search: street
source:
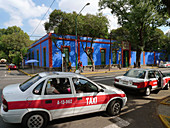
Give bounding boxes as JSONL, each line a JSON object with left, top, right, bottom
{"left": 0, "top": 65, "right": 170, "bottom": 128}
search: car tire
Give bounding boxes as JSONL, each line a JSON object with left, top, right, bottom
{"left": 107, "top": 100, "right": 121, "bottom": 116}
{"left": 164, "top": 82, "right": 169, "bottom": 90}
{"left": 144, "top": 87, "right": 151, "bottom": 96}
{"left": 22, "top": 112, "right": 49, "bottom": 128}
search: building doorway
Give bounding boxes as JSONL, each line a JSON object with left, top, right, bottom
{"left": 123, "top": 50, "right": 129, "bottom": 67}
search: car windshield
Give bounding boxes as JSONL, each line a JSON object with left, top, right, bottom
{"left": 9, "top": 64, "right": 15, "bottom": 66}
{"left": 124, "top": 69, "right": 146, "bottom": 79}
{"left": 19, "top": 74, "right": 42, "bottom": 91}
{"left": 164, "top": 62, "right": 169, "bottom": 64}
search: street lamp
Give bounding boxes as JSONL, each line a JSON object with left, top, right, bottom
{"left": 75, "top": 3, "right": 90, "bottom": 70}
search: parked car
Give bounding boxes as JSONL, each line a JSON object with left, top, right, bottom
{"left": 7, "top": 63, "right": 17, "bottom": 70}
{"left": 159, "top": 61, "right": 170, "bottom": 68}
{"left": 1, "top": 72, "right": 127, "bottom": 128}
{"left": 114, "top": 68, "right": 170, "bottom": 96}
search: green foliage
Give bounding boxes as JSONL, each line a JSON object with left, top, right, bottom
{"left": 0, "top": 26, "right": 31, "bottom": 66}
{"left": 99, "top": 0, "right": 169, "bottom": 64}
{"left": 110, "top": 27, "right": 130, "bottom": 41}
{"left": 144, "top": 28, "right": 166, "bottom": 51}
{"left": 45, "top": 10, "right": 109, "bottom": 71}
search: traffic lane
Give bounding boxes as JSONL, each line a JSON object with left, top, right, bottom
{"left": 0, "top": 69, "right": 29, "bottom": 128}
{"left": 87, "top": 74, "right": 170, "bottom": 128}
{"left": 88, "top": 73, "right": 170, "bottom": 100}
{"left": 0, "top": 70, "right": 129, "bottom": 128}
{"left": 0, "top": 69, "right": 169, "bottom": 128}
{"left": 43, "top": 90, "right": 169, "bottom": 128}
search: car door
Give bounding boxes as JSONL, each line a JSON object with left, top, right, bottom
{"left": 147, "top": 71, "right": 158, "bottom": 89}
{"left": 72, "top": 78, "right": 106, "bottom": 115}
{"left": 155, "top": 71, "right": 164, "bottom": 89}
{"left": 41, "top": 77, "right": 75, "bottom": 119}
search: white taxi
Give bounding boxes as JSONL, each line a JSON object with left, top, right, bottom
{"left": 114, "top": 69, "right": 170, "bottom": 96}
{"left": 1, "top": 72, "right": 127, "bottom": 128}
{"left": 159, "top": 61, "right": 170, "bottom": 68}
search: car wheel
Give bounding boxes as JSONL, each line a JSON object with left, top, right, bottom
{"left": 144, "top": 87, "right": 151, "bottom": 96}
{"left": 164, "top": 82, "right": 169, "bottom": 90}
{"left": 22, "top": 112, "right": 48, "bottom": 128}
{"left": 107, "top": 100, "right": 121, "bottom": 116}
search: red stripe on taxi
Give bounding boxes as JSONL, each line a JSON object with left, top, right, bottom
{"left": 7, "top": 94, "right": 125, "bottom": 110}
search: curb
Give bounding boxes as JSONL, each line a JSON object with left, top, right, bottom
{"left": 160, "top": 98, "right": 170, "bottom": 106}
{"left": 19, "top": 68, "right": 128, "bottom": 76}
{"left": 159, "top": 115, "right": 170, "bottom": 128}
{"left": 18, "top": 69, "right": 36, "bottom": 77}
{"left": 18, "top": 66, "right": 158, "bottom": 76}
{"left": 81, "top": 69, "right": 128, "bottom": 75}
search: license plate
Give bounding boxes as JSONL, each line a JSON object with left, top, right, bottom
{"left": 123, "top": 81, "right": 128, "bottom": 85}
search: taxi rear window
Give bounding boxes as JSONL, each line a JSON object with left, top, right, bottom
{"left": 19, "top": 74, "right": 42, "bottom": 91}
{"left": 124, "top": 69, "right": 146, "bottom": 79}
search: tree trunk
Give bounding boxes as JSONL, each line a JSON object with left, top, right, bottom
{"left": 88, "top": 55, "right": 95, "bottom": 71}
{"left": 21, "top": 53, "right": 24, "bottom": 69}
{"left": 136, "top": 50, "right": 141, "bottom": 68}
{"left": 109, "top": 38, "right": 112, "bottom": 71}
{"left": 92, "top": 59, "right": 95, "bottom": 71}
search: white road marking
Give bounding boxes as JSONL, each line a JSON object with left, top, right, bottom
{"left": 4, "top": 70, "right": 7, "bottom": 77}
{"left": 104, "top": 124, "right": 120, "bottom": 128}
{"left": 0, "top": 77, "right": 28, "bottom": 80}
{"left": 93, "top": 76, "right": 115, "bottom": 79}
{"left": 92, "top": 77, "right": 114, "bottom": 82}
{"left": 93, "top": 76, "right": 106, "bottom": 79}
{"left": 104, "top": 117, "right": 130, "bottom": 128}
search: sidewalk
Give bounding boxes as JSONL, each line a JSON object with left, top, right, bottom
{"left": 19, "top": 65, "right": 157, "bottom": 76}
{"left": 18, "top": 65, "right": 170, "bottom": 128}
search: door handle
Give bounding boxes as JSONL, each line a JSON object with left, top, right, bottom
{"left": 45, "top": 100, "right": 52, "bottom": 104}
{"left": 77, "top": 97, "right": 82, "bottom": 100}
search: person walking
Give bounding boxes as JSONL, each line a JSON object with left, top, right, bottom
{"left": 80, "top": 61, "right": 83, "bottom": 73}
{"left": 68, "top": 61, "right": 72, "bottom": 72}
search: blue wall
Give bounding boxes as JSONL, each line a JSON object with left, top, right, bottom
{"left": 52, "top": 40, "right": 76, "bottom": 68}
{"left": 28, "top": 34, "right": 169, "bottom": 68}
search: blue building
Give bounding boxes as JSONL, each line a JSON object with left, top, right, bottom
{"left": 28, "top": 33, "right": 166, "bottom": 70}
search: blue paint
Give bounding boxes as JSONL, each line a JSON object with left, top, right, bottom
{"left": 28, "top": 34, "right": 168, "bottom": 68}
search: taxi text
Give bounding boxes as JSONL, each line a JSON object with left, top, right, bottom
{"left": 86, "top": 97, "right": 97, "bottom": 105}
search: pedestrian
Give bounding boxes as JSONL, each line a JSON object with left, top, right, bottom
{"left": 156, "top": 60, "right": 159, "bottom": 67}
{"left": 79, "top": 61, "right": 83, "bottom": 73}
{"left": 78, "top": 61, "right": 81, "bottom": 70}
{"left": 68, "top": 61, "right": 72, "bottom": 72}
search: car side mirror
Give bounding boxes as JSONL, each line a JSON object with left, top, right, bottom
{"left": 98, "top": 89, "right": 104, "bottom": 93}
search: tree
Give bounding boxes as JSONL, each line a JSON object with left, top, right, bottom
{"left": 99, "top": 0, "right": 169, "bottom": 66}
{"left": 159, "top": 0, "right": 170, "bottom": 16}
{"left": 79, "top": 13, "right": 109, "bottom": 71}
{"left": 144, "top": 29, "right": 166, "bottom": 51}
{"left": 45, "top": 10, "right": 109, "bottom": 71}
{"left": 1, "top": 26, "right": 31, "bottom": 67}
{"left": 45, "top": 10, "right": 76, "bottom": 71}
{"left": 110, "top": 27, "right": 130, "bottom": 42}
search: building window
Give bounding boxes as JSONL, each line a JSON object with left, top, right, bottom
{"left": 101, "top": 49, "right": 106, "bottom": 65}
{"left": 63, "top": 47, "right": 69, "bottom": 63}
{"left": 37, "top": 50, "right": 39, "bottom": 66}
{"left": 43, "top": 47, "right": 46, "bottom": 67}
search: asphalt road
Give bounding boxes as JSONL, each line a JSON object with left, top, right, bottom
{"left": 0, "top": 64, "right": 170, "bottom": 128}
